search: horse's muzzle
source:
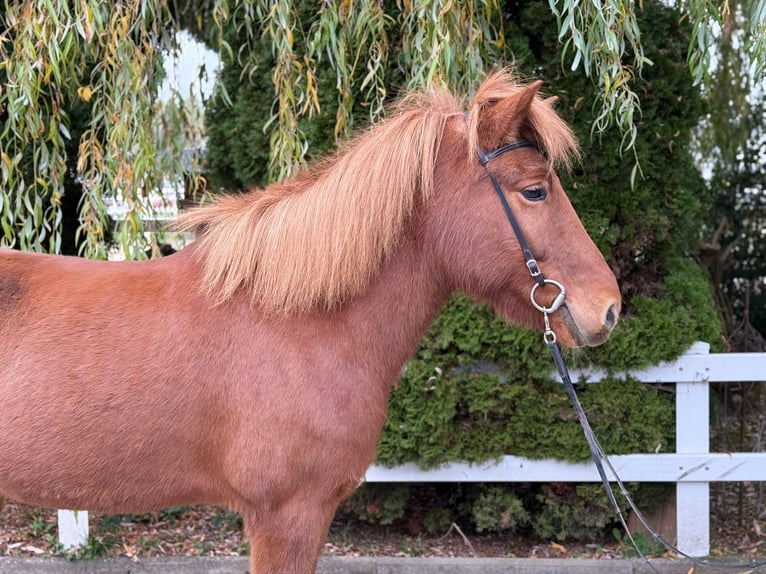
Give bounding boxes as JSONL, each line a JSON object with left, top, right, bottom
{"left": 559, "top": 302, "right": 619, "bottom": 348}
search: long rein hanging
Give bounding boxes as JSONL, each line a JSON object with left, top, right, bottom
{"left": 475, "top": 139, "right": 765, "bottom": 573}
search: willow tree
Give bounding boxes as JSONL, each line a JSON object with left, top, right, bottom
{"left": 1, "top": 0, "right": 764, "bottom": 258}
{"left": 692, "top": 0, "right": 766, "bottom": 340}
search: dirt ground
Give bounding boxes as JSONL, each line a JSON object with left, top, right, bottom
{"left": 0, "top": 501, "right": 643, "bottom": 560}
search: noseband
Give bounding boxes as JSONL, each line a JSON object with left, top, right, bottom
{"left": 475, "top": 140, "right": 565, "bottom": 343}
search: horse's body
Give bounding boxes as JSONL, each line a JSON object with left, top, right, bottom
{"left": 0, "top": 72, "right": 621, "bottom": 573}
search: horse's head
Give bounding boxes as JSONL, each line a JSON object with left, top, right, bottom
{"left": 427, "top": 75, "right": 621, "bottom": 348}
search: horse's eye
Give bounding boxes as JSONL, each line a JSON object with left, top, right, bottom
{"left": 522, "top": 186, "right": 547, "bottom": 202}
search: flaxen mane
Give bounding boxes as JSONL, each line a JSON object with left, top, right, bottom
{"left": 179, "top": 70, "right": 579, "bottom": 314}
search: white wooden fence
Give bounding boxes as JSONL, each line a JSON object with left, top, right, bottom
{"left": 58, "top": 342, "right": 766, "bottom": 557}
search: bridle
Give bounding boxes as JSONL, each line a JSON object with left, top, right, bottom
{"left": 473, "top": 139, "right": 746, "bottom": 573}
{"left": 475, "top": 140, "right": 565, "bottom": 344}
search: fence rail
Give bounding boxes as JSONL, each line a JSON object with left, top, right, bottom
{"left": 59, "top": 342, "right": 766, "bottom": 557}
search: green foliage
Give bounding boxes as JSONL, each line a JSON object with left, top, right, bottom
{"left": 211, "top": 508, "right": 243, "bottom": 531}
{"left": 203, "top": 11, "right": 341, "bottom": 190}
{"left": 579, "top": 259, "right": 724, "bottom": 368}
{"left": 421, "top": 507, "right": 453, "bottom": 535}
{"left": 0, "top": 2, "right": 204, "bottom": 258}
{"left": 340, "top": 482, "right": 673, "bottom": 541}
{"left": 613, "top": 528, "right": 668, "bottom": 558}
{"left": 62, "top": 535, "right": 112, "bottom": 560}
{"left": 525, "top": 0, "right": 707, "bottom": 254}
{"left": 529, "top": 482, "right": 672, "bottom": 541}
{"left": 397, "top": 0, "right": 505, "bottom": 91}
{"left": 532, "top": 483, "right": 629, "bottom": 541}
{"left": 471, "top": 486, "right": 529, "bottom": 534}
{"left": 27, "top": 515, "right": 54, "bottom": 538}
{"left": 3, "top": 0, "right": 765, "bottom": 256}
{"left": 377, "top": 296, "right": 677, "bottom": 468}
{"left": 202, "top": 33, "right": 277, "bottom": 190}
{"left": 376, "top": 361, "right": 458, "bottom": 469}
{"left": 549, "top": 0, "right": 647, "bottom": 153}
{"left": 341, "top": 483, "right": 411, "bottom": 526}
{"left": 308, "top": 1, "right": 390, "bottom": 139}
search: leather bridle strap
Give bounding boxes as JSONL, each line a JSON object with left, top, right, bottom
{"left": 475, "top": 140, "right": 546, "bottom": 287}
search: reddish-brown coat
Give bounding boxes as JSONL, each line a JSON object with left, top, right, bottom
{"left": 0, "top": 73, "right": 620, "bottom": 573}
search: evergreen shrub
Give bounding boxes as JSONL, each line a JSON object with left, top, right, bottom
{"left": 471, "top": 486, "right": 530, "bottom": 534}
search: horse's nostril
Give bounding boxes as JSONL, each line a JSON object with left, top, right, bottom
{"left": 604, "top": 304, "right": 618, "bottom": 330}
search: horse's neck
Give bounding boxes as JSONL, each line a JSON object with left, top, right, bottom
{"left": 341, "top": 235, "right": 449, "bottom": 386}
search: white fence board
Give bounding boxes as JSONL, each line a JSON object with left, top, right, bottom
{"left": 366, "top": 452, "right": 766, "bottom": 483}
{"left": 569, "top": 345, "right": 765, "bottom": 384}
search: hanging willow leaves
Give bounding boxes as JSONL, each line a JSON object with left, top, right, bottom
{"left": 751, "top": 0, "right": 766, "bottom": 77}
{"left": 549, "top": 0, "right": 649, "bottom": 153}
{"left": 246, "top": 0, "right": 320, "bottom": 181}
{"left": 0, "top": 1, "right": 72, "bottom": 253}
{"left": 1, "top": 0, "right": 765, "bottom": 257}
{"left": 309, "top": 1, "right": 389, "bottom": 140}
{"left": 0, "top": 0, "right": 198, "bottom": 259}
{"left": 399, "top": 0, "right": 505, "bottom": 92}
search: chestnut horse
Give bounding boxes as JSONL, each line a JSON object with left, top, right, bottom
{"left": 0, "top": 72, "right": 620, "bottom": 573}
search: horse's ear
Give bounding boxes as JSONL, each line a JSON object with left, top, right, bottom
{"left": 543, "top": 95, "right": 558, "bottom": 107}
{"left": 478, "top": 80, "right": 542, "bottom": 150}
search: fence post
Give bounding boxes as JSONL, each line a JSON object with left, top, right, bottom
{"left": 675, "top": 342, "right": 711, "bottom": 557}
{"left": 57, "top": 510, "right": 88, "bottom": 550}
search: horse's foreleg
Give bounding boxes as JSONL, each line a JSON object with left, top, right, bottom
{"left": 245, "top": 500, "right": 337, "bottom": 574}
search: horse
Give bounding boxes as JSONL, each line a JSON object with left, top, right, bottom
{"left": 0, "top": 70, "right": 620, "bottom": 573}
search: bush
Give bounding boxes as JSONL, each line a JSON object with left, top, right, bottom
{"left": 339, "top": 481, "right": 672, "bottom": 541}
{"left": 376, "top": 295, "right": 678, "bottom": 468}
{"left": 532, "top": 483, "right": 629, "bottom": 541}
{"left": 471, "top": 486, "right": 529, "bottom": 534}
{"left": 340, "top": 483, "right": 411, "bottom": 526}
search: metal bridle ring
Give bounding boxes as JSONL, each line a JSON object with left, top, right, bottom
{"left": 530, "top": 279, "right": 567, "bottom": 314}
